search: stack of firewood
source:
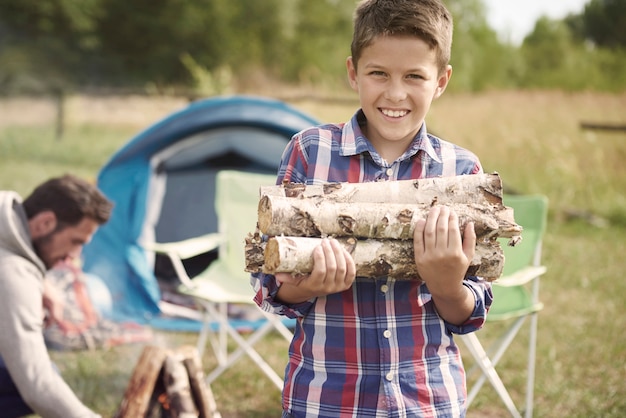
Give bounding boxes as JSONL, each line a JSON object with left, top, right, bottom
{"left": 115, "top": 345, "right": 221, "bottom": 418}
{"left": 245, "top": 173, "right": 522, "bottom": 281}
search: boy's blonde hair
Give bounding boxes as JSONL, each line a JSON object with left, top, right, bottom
{"left": 351, "top": 0, "right": 453, "bottom": 74}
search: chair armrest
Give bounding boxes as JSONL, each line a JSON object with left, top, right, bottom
{"left": 142, "top": 233, "right": 225, "bottom": 288}
{"left": 494, "top": 265, "right": 547, "bottom": 287}
{"left": 142, "top": 233, "right": 224, "bottom": 260}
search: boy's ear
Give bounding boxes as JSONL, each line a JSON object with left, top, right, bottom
{"left": 346, "top": 56, "right": 359, "bottom": 91}
{"left": 434, "top": 65, "right": 453, "bottom": 99}
{"left": 29, "top": 211, "right": 57, "bottom": 239}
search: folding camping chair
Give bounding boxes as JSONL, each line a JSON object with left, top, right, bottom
{"left": 146, "top": 170, "right": 294, "bottom": 390}
{"left": 459, "top": 194, "right": 548, "bottom": 418}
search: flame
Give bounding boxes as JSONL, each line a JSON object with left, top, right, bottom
{"left": 158, "top": 392, "right": 170, "bottom": 410}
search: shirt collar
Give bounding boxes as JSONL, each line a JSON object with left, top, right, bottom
{"left": 340, "top": 109, "right": 441, "bottom": 163}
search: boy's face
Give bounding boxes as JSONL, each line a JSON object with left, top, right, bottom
{"left": 347, "top": 35, "right": 451, "bottom": 161}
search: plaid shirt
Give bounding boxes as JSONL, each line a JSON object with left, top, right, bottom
{"left": 252, "top": 110, "right": 493, "bottom": 418}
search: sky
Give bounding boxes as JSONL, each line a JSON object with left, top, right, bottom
{"left": 482, "top": 0, "right": 591, "bottom": 45}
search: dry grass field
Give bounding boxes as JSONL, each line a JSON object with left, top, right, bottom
{"left": 1, "top": 90, "right": 625, "bottom": 417}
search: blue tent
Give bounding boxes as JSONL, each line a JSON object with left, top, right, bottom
{"left": 82, "top": 95, "right": 319, "bottom": 330}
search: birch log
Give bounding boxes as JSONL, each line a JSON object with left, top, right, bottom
{"left": 258, "top": 196, "right": 521, "bottom": 242}
{"left": 179, "top": 346, "right": 221, "bottom": 418}
{"left": 163, "top": 354, "right": 198, "bottom": 418}
{"left": 115, "top": 346, "right": 169, "bottom": 418}
{"left": 248, "top": 173, "right": 522, "bottom": 282}
{"left": 252, "top": 235, "right": 505, "bottom": 281}
{"left": 261, "top": 172, "right": 504, "bottom": 205}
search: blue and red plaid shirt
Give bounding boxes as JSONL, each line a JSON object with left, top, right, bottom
{"left": 252, "top": 110, "right": 493, "bottom": 418}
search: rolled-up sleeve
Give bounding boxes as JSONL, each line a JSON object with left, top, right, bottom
{"left": 445, "top": 276, "right": 493, "bottom": 335}
{"left": 251, "top": 272, "right": 315, "bottom": 318}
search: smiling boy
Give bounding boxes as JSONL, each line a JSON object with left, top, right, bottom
{"left": 252, "top": 1, "right": 493, "bottom": 417}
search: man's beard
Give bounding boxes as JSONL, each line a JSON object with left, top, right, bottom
{"left": 32, "top": 231, "right": 56, "bottom": 270}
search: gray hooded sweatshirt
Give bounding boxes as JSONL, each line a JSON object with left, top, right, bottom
{"left": 0, "top": 191, "right": 100, "bottom": 418}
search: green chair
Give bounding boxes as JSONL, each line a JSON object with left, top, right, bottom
{"left": 146, "top": 170, "right": 293, "bottom": 390}
{"left": 459, "top": 194, "right": 548, "bottom": 418}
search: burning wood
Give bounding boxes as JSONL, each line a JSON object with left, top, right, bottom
{"left": 116, "top": 345, "right": 221, "bottom": 418}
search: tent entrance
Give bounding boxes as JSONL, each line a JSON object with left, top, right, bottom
{"left": 143, "top": 126, "right": 285, "bottom": 297}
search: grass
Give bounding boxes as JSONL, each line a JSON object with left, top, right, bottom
{"left": 2, "top": 90, "right": 626, "bottom": 417}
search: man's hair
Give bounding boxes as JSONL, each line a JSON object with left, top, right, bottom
{"left": 351, "top": 0, "right": 453, "bottom": 74}
{"left": 23, "top": 174, "right": 113, "bottom": 226}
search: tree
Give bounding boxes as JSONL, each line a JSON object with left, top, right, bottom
{"left": 581, "top": 0, "right": 626, "bottom": 49}
{"left": 519, "top": 17, "right": 578, "bottom": 89}
{"left": 217, "top": 0, "right": 286, "bottom": 79}
{"left": 283, "top": 0, "right": 354, "bottom": 86}
{"left": 95, "top": 0, "right": 209, "bottom": 88}
{"left": 95, "top": 0, "right": 288, "bottom": 90}
{"left": 445, "top": 0, "right": 518, "bottom": 91}
{"left": 0, "top": 0, "right": 101, "bottom": 91}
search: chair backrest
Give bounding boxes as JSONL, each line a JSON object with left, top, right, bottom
{"left": 214, "top": 170, "right": 278, "bottom": 278}
{"left": 500, "top": 194, "right": 549, "bottom": 275}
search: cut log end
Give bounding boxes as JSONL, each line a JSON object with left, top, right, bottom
{"left": 244, "top": 231, "right": 265, "bottom": 273}
{"left": 264, "top": 237, "right": 281, "bottom": 273}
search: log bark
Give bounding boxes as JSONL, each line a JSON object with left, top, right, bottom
{"left": 248, "top": 173, "right": 522, "bottom": 282}
{"left": 116, "top": 345, "right": 221, "bottom": 418}
{"left": 163, "top": 355, "right": 198, "bottom": 418}
{"left": 179, "top": 346, "right": 221, "bottom": 418}
{"left": 258, "top": 196, "right": 521, "bottom": 241}
{"left": 261, "top": 172, "right": 505, "bottom": 206}
{"left": 244, "top": 231, "right": 265, "bottom": 275}
{"left": 256, "top": 236, "right": 505, "bottom": 281}
{"left": 115, "top": 346, "right": 169, "bottom": 418}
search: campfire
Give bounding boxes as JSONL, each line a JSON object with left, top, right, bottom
{"left": 115, "top": 345, "right": 220, "bottom": 418}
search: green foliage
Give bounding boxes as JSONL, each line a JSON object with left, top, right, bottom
{"left": 519, "top": 15, "right": 626, "bottom": 91}
{"left": 1, "top": 0, "right": 626, "bottom": 93}
{"left": 446, "top": 0, "right": 520, "bottom": 91}
{"left": 519, "top": 18, "right": 578, "bottom": 89}
{"left": 236, "top": 0, "right": 286, "bottom": 67}
{"left": 180, "top": 53, "right": 233, "bottom": 96}
{"left": 0, "top": 0, "right": 100, "bottom": 91}
{"left": 95, "top": 0, "right": 197, "bottom": 87}
{"left": 91, "top": 0, "right": 288, "bottom": 89}
{"left": 582, "top": 0, "right": 626, "bottom": 49}
{"left": 282, "top": 0, "right": 353, "bottom": 85}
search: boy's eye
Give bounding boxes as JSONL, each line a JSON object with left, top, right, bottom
{"left": 407, "top": 74, "right": 424, "bottom": 80}
{"left": 369, "top": 71, "right": 386, "bottom": 77}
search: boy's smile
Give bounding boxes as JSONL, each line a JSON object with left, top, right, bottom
{"left": 347, "top": 34, "right": 451, "bottom": 162}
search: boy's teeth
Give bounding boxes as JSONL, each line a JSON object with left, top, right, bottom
{"left": 382, "top": 109, "right": 407, "bottom": 118}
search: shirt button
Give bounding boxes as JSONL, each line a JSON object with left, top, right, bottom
{"left": 381, "top": 284, "right": 389, "bottom": 293}
{"left": 386, "top": 371, "right": 394, "bottom": 381}
{"left": 383, "top": 330, "right": 391, "bottom": 339}
{"left": 386, "top": 168, "right": 393, "bottom": 176}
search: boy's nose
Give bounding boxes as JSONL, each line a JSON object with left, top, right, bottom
{"left": 385, "top": 79, "right": 408, "bottom": 102}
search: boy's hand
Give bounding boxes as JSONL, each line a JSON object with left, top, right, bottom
{"left": 275, "top": 238, "right": 356, "bottom": 304}
{"left": 413, "top": 206, "right": 477, "bottom": 324}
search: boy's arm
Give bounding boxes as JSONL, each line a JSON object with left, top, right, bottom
{"left": 413, "top": 205, "right": 477, "bottom": 326}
